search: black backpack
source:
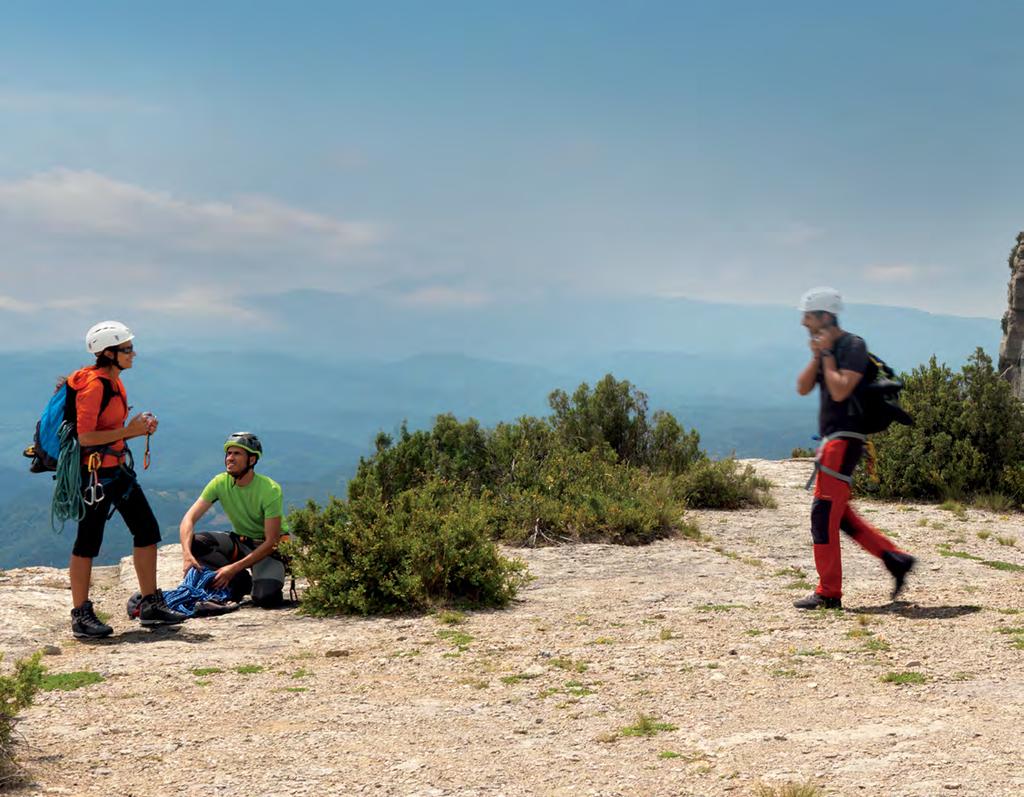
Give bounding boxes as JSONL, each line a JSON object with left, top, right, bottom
{"left": 852, "top": 353, "right": 914, "bottom": 434}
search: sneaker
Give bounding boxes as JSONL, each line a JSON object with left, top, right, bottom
{"left": 138, "top": 589, "right": 187, "bottom": 627}
{"left": 793, "top": 592, "right": 842, "bottom": 610}
{"left": 882, "top": 551, "right": 916, "bottom": 601}
{"left": 71, "top": 600, "right": 113, "bottom": 639}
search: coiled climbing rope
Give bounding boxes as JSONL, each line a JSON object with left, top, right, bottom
{"left": 50, "top": 422, "right": 85, "bottom": 533}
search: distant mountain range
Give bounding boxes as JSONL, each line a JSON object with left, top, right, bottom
{"left": 1, "top": 294, "right": 998, "bottom": 568}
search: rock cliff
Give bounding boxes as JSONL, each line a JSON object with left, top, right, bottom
{"left": 998, "top": 231, "right": 1024, "bottom": 397}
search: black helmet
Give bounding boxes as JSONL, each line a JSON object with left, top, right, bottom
{"left": 224, "top": 432, "right": 262, "bottom": 458}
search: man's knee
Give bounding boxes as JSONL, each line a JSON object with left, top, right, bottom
{"left": 251, "top": 579, "right": 283, "bottom": 608}
{"left": 192, "top": 532, "right": 231, "bottom": 568}
{"left": 810, "top": 498, "right": 832, "bottom": 545}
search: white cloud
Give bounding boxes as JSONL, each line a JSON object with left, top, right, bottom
{"left": 0, "top": 169, "right": 380, "bottom": 257}
{"left": 0, "top": 295, "right": 33, "bottom": 313}
{"left": 864, "top": 264, "right": 919, "bottom": 283}
{"left": 136, "top": 288, "right": 268, "bottom": 323}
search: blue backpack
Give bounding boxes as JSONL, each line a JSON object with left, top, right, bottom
{"left": 24, "top": 374, "right": 118, "bottom": 473}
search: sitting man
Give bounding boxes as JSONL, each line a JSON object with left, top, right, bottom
{"left": 179, "top": 432, "right": 287, "bottom": 608}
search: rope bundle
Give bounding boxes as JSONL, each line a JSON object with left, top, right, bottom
{"left": 50, "top": 422, "right": 85, "bottom": 533}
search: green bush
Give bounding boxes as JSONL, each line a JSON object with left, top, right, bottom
{"left": 289, "top": 375, "right": 771, "bottom": 614}
{"left": 871, "top": 350, "right": 1024, "bottom": 502}
{"left": 1, "top": 652, "right": 44, "bottom": 783}
{"left": 548, "top": 375, "right": 704, "bottom": 473}
{"left": 672, "top": 458, "right": 775, "bottom": 510}
{"left": 288, "top": 479, "right": 529, "bottom": 615}
{"left": 488, "top": 446, "right": 683, "bottom": 545}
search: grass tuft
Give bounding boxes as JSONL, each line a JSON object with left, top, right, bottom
{"left": 755, "top": 782, "right": 825, "bottom": 797}
{"left": 39, "top": 671, "right": 104, "bottom": 692}
{"left": 881, "top": 671, "right": 926, "bottom": 685}
{"left": 619, "top": 713, "right": 678, "bottom": 737}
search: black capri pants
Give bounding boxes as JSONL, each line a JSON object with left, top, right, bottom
{"left": 72, "top": 467, "right": 162, "bottom": 558}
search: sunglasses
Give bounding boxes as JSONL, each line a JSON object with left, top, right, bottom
{"left": 115, "top": 346, "right": 136, "bottom": 354}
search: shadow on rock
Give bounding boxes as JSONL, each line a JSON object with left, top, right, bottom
{"left": 81, "top": 627, "right": 214, "bottom": 645}
{"left": 852, "top": 602, "right": 983, "bottom": 620}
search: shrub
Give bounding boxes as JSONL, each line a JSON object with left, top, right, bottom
{"left": 548, "top": 375, "right": 704, "bottom": 473}
{"left": 1, "top": 652, "right": 44, "bottom": 783}
{"left": 871, "top": 350, "right": 1024, "bottom": 503}
{"left": 289, "top": 479, "right": 529, "bottom": 615}
{"left": 489, "top": 446, "right": 683, "bottom": 545}
{"left": 289, "top": 375, "right": 769, "bottom": 614}
{"left": 672, "top": 458, "right": 774, "bottom": 509}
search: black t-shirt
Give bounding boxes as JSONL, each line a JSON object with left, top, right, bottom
{"left": 817, "top": 332, "right": 869, "bottom": 436}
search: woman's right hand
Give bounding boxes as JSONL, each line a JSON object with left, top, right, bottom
{"left": 125, "top": 413, "right": 151, "bottom": 439}
{"left": 182, "top": 555, "right": 202, "bottom": 576}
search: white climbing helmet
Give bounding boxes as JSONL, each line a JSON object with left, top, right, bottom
{"left": 86, "top": 320, "right": 135, "bottom": 354}
{"left": 798, "top": 287, "right": 843, "bottom": 316}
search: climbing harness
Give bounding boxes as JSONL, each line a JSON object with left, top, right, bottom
{"left": 804, "top": 431, "right": 868, "bottom": 491}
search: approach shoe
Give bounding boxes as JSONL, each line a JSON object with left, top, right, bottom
{"left": 138, "top": 589, "right": 187, "bottom": 627}
{"left": 71, "top": 600, "right": 113, "bottom": 639}
{"left": 793, "top": 592, "right": 842, "bottom": 610}
{"left": 882, "top": 551, "right": 916, "bottom": 601}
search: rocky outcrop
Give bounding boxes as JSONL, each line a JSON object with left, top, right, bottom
{"left": 4, "top": 460, "right": 1024, "bottom": 796}
{"left": 999, "top": 231, "right": 1024, "bottom": 398}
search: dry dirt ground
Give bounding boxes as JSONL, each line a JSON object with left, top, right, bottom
{"left": 2, "top": 459, "right": 1023, "bottom": 797}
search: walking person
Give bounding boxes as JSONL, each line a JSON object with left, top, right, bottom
{"left": 69, "top": 321, "right": 187, "bottom": 638}
{"left": 794, "top": 288, "right": 916, "bottom": 609}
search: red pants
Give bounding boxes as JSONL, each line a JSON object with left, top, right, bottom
{"left": 811, "top": 438, "right": 902, "bottom": 599}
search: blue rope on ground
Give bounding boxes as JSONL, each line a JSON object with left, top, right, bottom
{"left": 162, "top": 567, "right": 233, "bottom": 617}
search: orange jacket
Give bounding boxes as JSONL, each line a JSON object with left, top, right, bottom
{"left": 68, "top": 367, "right": 128, "bottom": 468}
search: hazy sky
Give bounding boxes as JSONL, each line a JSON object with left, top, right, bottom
{"left": 1, "top": 0, "right": 1021, "bottom": 338}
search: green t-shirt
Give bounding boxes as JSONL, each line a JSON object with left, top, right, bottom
{"left": 200, "top": 473, "right": 284, "bottom": 541}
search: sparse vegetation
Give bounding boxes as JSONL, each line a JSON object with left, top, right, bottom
{"left": 974, "top": 493, "right": 1014, "bottom": 513}
{"left": 619, "top": 713, "right": 678, "bottom": 737}
{"left": 190, "top": 667, "right": 224, "bottom": 677}
{"left": 234, "top": 664, "right": 264, "bottom": 675}
{"left": 755, "top": 782, "right": 824, "bottom": 797}
{"left": 40, "top": 670, "right": 104, "bottom": 692}
{"left": 881, "top": 671, "right": 926, "bottom": 685}
{"left": 437, "top": 629, "right": 474, "bottom": 651}
{"left": 1, "top": 653, "right": 43, "bottom": 783}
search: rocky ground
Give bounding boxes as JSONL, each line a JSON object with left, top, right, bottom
{"left": 2, "top": 459, "right": 1023, "bottom": 797}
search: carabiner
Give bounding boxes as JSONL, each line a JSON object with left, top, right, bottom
{"left": 143, "top": 434, "right": 151, "bottom": 470}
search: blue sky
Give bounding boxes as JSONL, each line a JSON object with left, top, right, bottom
{"left": 1, "top": 1, "right": 1021, "bottom": 346}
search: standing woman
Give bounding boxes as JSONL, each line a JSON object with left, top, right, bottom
{"left": 68, "top": 321, "right": 186, "bottom": 638}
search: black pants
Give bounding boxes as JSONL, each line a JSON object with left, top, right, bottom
{"left": 190, "top": 531, "right": 285, "bottom": 607}
{"left": 73, "top": 468, "right": 161, "bottom": 558}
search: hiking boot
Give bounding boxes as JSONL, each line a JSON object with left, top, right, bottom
{"left": 793, "top": 592, "right": 842, "bottom": 610}
{"left": 138, "top": 590, "right": 187, "bottom": 627}
{"left": 71, "top": 600, "right": 113, "bottom": 639}
{"left": 882, "top": 551, "right": 916, "bottom": 601}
